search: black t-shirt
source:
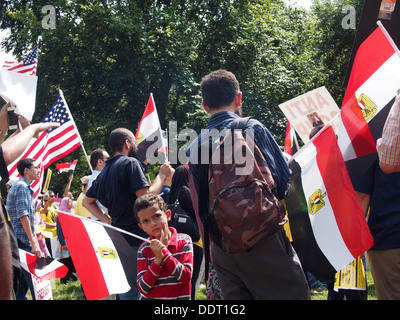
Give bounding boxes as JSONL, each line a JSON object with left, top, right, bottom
{"left": 355, "top": 160, "right": 400, "bottom": 250}
{"left": 86, "top": 155, "right": 149, "bottom": 246}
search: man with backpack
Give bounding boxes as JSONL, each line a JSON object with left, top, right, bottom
{"left": 187, "top": 69, "right": 310, "bottom": 300}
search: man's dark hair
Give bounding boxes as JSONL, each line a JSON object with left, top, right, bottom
{"left": 134, "top": 193, "right": 167, "bottom": 223}
{"left": 109, "top": 128, "right": 133, "bottom": 154}
{"left": 17, "top": 158, "right": 35, "bottom": 176}
{"left": 200, "top": 69, "right": 240, "bottom": 110}
{"left": 90, "top": 148, "right": 106, "bottom": 170}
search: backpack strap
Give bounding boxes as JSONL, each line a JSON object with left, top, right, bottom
{"left": 229, "top": 116, "right": 252, "bottom": 130}
{"left": 197, "top": 116, "right": 252, "bottom": 283}
{"left": 198, "top": 143, "right": 211, "bottom": 283}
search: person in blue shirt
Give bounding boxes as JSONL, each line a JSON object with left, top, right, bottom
{"left": 187, "top": 69, "right": 309, "bottom": 300}
{"left": 7, "top": 158, "right": 42, "bottom": 300}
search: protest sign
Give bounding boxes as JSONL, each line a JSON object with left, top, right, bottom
{"left": 279, "top": 87, "right": 340, "bottom": 143}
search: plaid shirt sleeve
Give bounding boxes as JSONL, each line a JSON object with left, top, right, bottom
{"left": 377, "top": 94, "right": 400, "bottom": 166}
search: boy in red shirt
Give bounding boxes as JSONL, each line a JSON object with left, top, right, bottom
{"left": 134, "top": 193, "right": 193, "bottom": 300}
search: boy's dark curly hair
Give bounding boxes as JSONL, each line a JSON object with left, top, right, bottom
{"left": 134, "top": 193, "right": 167, "bottom": 223}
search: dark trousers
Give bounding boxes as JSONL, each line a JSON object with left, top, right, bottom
{"left": 16, "top": 240, "right": 35, "bottom": 300}
{"left": 211, "top": 229, "right": 310, "bottom": 300}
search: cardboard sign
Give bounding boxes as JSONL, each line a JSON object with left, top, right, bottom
{"left": 279, "top": 87, "right": 340, "bottom": 143}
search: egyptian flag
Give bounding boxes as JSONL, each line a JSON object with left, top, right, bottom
{"left": 19, "top": 249, "right": 68, "bottom": 280}
{"left": 284, "top": 120, "right": 298, "bottom": 156}
{"left": 57, "top": 211, "right": 145, "bottom": 300}
{"left": 135, "top": 94, "right": 167, "bottom": 163}
{"left": 338, "top": 23, "right": 400, "bottom": 183}
{"left": 286, "top": 125, "right": 374, "bottom": 282}
{"left": 55, "top": 160, "right": 77, "bottom": 174}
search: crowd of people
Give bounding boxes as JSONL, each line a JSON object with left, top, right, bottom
{"left": 1, "top": 69, "right": 400, "bottom": 300}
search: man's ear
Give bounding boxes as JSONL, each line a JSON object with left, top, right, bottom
{"left": 202, "top": 101, "right": 211, "bottom": 114}
{"left": 235, "top": 91, "right": 242, "bottom": 107}
{"left": 166, "top": 209, "right": 171, "bottom": 221}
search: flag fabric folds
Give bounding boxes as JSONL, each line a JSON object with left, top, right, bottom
{"left": 0, "top": 46, "right": 38, "bottom": 120}
{"left": 55, "top": 160, "right": 78, "bottom": 174}
{"left": 338, "top": 23, "right": 400, "bottom": 182}
{"left": 284, "top": 120, "right": 298, "bottom": 156}
{"left": 57, "top": 211, "right": 140, "bottom": 300}
{"left": 19, "top": 249, "right": 68, "bottom": 280}
{"left": 286, "top": 125, "right": 374, "bottom": 281}
{"left": 135, "top": 94, "right": 167, "bottom": 163}
{"left": 7, "top": 92, "right": 81, "bottom": 199}
{"left": 3, "top": 46, "right": 38, "bottom": 76}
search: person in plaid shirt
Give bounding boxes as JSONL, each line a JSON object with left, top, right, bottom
{"left": 377, "top": 89, "right": 400, "bottom": 173}
{"left": 7, "top": 158, "right": 43, "bottom": 300}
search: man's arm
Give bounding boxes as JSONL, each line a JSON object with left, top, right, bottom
{"left": 20, "top": 215, "right": 43, "bottom": 257}
{"left": 82, "top": 196, "right": 112, "bottom": 224}
{"left": 377, "top": 90, "right": 400, "bottom": 173}
{"left": 63, "top": 174, "right": 73, "bottom": 198}
{"left": 136, "top": 162, "right": 173, "bottom": 197}
{"left": 355, "top": 191, "right": 371, "bottom": 217}
{"left": 2, "top": 121, "right": 59, "bottom": 165}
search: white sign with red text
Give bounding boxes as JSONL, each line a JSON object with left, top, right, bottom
{"left": 279, "top": 86, "right": 340, "bottom": 143}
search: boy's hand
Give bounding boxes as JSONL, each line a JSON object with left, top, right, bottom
{"left": 150, "top": 239, "right": 165, "bottom": 266}
{"left": 160, "top": 223, "right": 171, "bottom": 246}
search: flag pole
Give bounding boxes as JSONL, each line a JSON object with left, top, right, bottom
{"left": 377, "top": 21, "right": 400, "bottom": 57}
{"left": 58, "top": 89, "right": 93, "bottom": 172}
{"left": 376, "top": 21, "right": 400, "bottom": 122}
{"left": 55, "top": 209, "right": 151, "bottom": 243}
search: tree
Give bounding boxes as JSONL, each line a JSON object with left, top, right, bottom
{"left": 0, "top": 0, "right": 365, "bottom": 195}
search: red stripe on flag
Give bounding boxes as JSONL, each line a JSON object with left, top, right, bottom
{"left": 58, "top": 214, "right": 109, "bottom": 300}
{"left": 343, "top": 27, "right": 396, "bottom": 104}
{"left": 340, "top": 26, "right": 396, "bottom": 158}
{"left": 341, "top": 96, "right": 377, "bottom": 158}
{"left": 314, "top": 127, "right": 373, "bottom": 258}
{"left": 26, "top": 251, "right": 37, "bottom": 275}
{"left": 135, "top": 95, "right": 155, "bottom": 139}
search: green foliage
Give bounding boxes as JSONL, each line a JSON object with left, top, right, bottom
{"left": 0, "top": 0, "right": 365, "bottom": 195}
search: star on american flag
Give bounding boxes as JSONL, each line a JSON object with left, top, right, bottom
{"left": 43, "top": 96, "right": 71, "bottom": 131}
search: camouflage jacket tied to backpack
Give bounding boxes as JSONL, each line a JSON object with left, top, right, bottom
{"left": 207, "top": 117, "right": 287, "bottom": 254}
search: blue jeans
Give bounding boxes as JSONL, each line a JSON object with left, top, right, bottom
{"left": 16, "top": 240, "right": 36, "bottom": 300}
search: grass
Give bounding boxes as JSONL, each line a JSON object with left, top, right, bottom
{"left": 47, "top": 271, "right": 377, "bottom": 300}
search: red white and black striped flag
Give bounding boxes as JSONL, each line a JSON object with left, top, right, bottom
{"left": 286, "top": 125, "right": 374, "bottom": 282}
{"left": 55, "top": 160, "right": 78, "bottom": 174}
{"left": 7, "top": 91, "right": 81, "bottom": 199}
{"left": 135, "top": 94, "right": 167, "bottom": 163}
{"left": 338, "top": 22, "right": 400, "bottom": 182}
{"left": 57, "top": 211, "right": 147, "bottom": 300}
{"left": 19, "top": 249, "right": 68, "bottom": 280}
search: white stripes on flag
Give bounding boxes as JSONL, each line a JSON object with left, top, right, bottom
{"left": 6, "top": 93, "right": 81, "bottom": 199}
{"left": 294, "top": 136, "right": 355, "bottom": 270}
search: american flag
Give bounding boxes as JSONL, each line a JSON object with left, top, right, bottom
{"left": 7, "top": 92, "right": 81, "bottom": 198}
{"left": 2, "top": 46, "right": 38, "bottom": 76}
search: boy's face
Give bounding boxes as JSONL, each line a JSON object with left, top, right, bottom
{"left": 137, "top": 204, "right": 171, "bottom": 239}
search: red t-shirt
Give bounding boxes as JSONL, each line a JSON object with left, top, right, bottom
{"left": 137, "top": 227, "right": 193, "bottom": 299}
